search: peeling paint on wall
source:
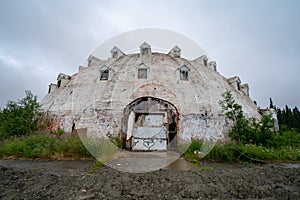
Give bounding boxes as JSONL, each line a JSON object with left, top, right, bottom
{"left": 41, "top": 43, "right": 261, "bottom": 151}
{"left": 181, "top": 114, "right": 225, "bottom": 142}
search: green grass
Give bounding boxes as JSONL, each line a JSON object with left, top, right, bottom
{"left": 205, "top": 143, "right": 238, "bottom": 162}
{"left": 184, "top": 141, "right": 238, "bottom": 162}
{"left": 238, "top": 144, "right": 300, "bottom": 161}
{"left": 184, "top": 140, "right": 300, "bottom": 162}
{"left": 184, "top": 140, "right": 202, "bottom": 161}
{"left": 0, "top": 134, "right": 93, "bottom": 159}
{"left": 199, "top": 166, "right": 213, "bottom": 171}
{"left": 88, "top": 161, "right": 105, "bottom": 174}
{"left": 109, "top": 136, "right": 122, "bottom": 148}
{"left": 1, "top": 135, "right": 299, "bottom": 163}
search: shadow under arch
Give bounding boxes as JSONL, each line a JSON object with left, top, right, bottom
{"left": 121, "top": 96, "right": 180, "bottom": 151}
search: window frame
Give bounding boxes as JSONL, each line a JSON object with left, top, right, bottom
{"left": 138, "top": 68, "right": 147, "bottom": 79}
{"left": 179, "top": 65, "right": 190, "bottom": 81}
{"left": 112, "top": 51, "right": 118, "bottom": 58}
{"left": 180, "top": 69, "right": 189, "bottom": 81}
{"left": 100, "top": 69, "right": 109, "bottom": 80}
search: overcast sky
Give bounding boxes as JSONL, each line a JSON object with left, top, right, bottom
{"left": 0, "top": 0, "right": 299, "bottom": 109}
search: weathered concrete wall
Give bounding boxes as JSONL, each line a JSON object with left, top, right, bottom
{"left": 41, "top": 44, "right": 260, "bottom": 146}
{"left": 181, "top": 114, "right": 226, "bottom": 142}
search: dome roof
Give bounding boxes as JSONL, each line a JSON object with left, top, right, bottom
{"left": 41, "top": 41, "right": 260, "bottom": 153}
{"left": 42, "top": 45, "right": 259, "bottom": 119}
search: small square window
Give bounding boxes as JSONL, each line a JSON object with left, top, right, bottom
{"left": 174, "top": 50, "right": 180, "bottom": 58}
{"left": 138, "top": 69, "right": 147, "bottom": 79}
{"left": 112, "top": 52, "right": 118, "bottom": 58}
{"left": 141, "top": 48, "right": 148, "bottom": 56}
{"left": 100, "top": 70, "right": 109, "bottom": 80}
{"left": 180, "top": 70, "right": 188, "bottom": 81}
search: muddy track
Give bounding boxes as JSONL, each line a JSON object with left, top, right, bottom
{"left": 0, "top": 160, "right": 299, "bottom": 200}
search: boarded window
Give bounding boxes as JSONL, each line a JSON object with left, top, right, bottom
{"left": 180, "top": 70, "right": 188, "bottom": 81}
{"left": 138, "top": 69, "right": 147, "bottom": 79}
{"left": 100, "top": 70, "right": 109, "bottom": 80}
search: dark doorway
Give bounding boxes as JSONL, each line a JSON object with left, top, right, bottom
{"left": 168, "top": 122, "right": 178, "bottom": 150}
{"left": 121, "top": 97, "right": 179, "bottom": 151}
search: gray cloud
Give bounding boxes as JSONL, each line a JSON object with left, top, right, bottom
{"left": 0, "top": 0, "right": 299, "bottom": 108}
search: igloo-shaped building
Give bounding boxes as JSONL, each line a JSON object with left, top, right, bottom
{"left": 41, "top": 42, "right": 260, "bottom": 151}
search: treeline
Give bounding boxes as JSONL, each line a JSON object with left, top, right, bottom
{"left": 270, "top": 98, "right": 300, "bottom": 131}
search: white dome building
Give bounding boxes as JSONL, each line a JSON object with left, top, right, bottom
{"left": 41, "top": 42, "right": 260, "bottom": 151}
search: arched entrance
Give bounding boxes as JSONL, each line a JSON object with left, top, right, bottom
{"left": 121, "top": 97, "right": 179, "bottom": 151}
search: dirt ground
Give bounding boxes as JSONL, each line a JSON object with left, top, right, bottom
{"left": 0, "top": 159, "right": 299, "bottom": 200}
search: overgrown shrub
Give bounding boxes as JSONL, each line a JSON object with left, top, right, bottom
{"left": 0, "top": 91, "right": 41, "bottom": 139}
{"left": 269, "top": 129, "right": 300, "bottom": 148}
{"left": 219, "top": 91, "right": 276, "bottom": 147}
